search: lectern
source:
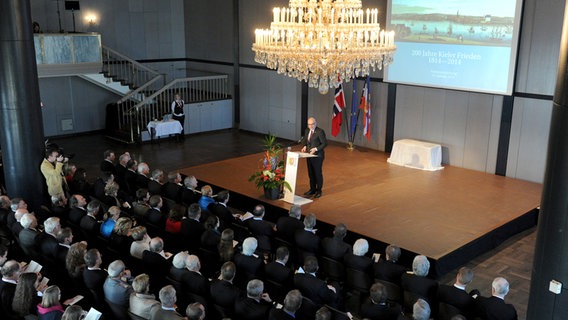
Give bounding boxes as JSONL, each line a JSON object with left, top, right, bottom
{"left": 283, "top": 151, "right": 317, "bottom": 205}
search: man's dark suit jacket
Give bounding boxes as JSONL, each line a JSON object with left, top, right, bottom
{"left": 234, "top": 296, "right": 272, "bottom": 320}
{"left": 275, "top": 216, "right": 304, "bottom": 243}
{"left": 147, "top": 180, "right": 163, "bottom": 196}
{"left": 475, "top": 296, "right": 518, "bottom": 320}
{"left": 10, "top": 223, "right": 23, "bottom": 240}
{"left": 301, "top": 126, "right": 328, "bottom": 157}
{"left": 162, "top": 182, "right": 182, "bottom": 203}
{"left": 0, "top": 280, "right": 17, "bottom": 317}
{"left": 124, "top": 169, "right": 138, "bottom": 195}
{"left": 400, "top": 273, "right": 438, "bottom": 309}
{"left": 181, "top": 188, "right": 201, "bottom": 207}
{"left": 246, "top": 218, "right": 274, "bottom": 253}
{"left": 56, "top": 244, "right": 69, "bottom": 266}
{"left": 145, "top": 208, "right": 165, "bottom": 227}
{"left": 136, "top": 174, "right": 151, "bottom": 190}
{"left": 234, "top": 253, "right": 264, "bottom": 287}
{"left": 210, "top": 279, "right": 241, "bottom": 309}
{"left": 374, "top": 259, "right": 407, "bottom": 284}
{"left": 39, "top": 233, "right": 59, "bottom": 261}
{"left": 437, "top": 284, "right": 475, "bottom": 317}
{"left": 321, "top": 237, "right": 351, "bottom": 260}
{"left": 79, "top": 215, "right": 100, "bottom": 242}
{"left": 182, "top": 270, "right": 210, "bottom": 298}
{"left": 293, "top": 272, "right": 336, "bottom": 306}
{"left": 83, "top": 268, "right": 108, "bottom": 296}
{"left": 359, "top": 299, "right": 402, "bottom": 320}
{"left": 93, "top": 178, "right": 107, "bottom": 199}
{"left": 344, "top": 253, "right": 374, "bottom": 276}
{"left": 142, "top": 250, "right": 171, "bottom": 291}
{"left": 169, "top": 266, "right": 190, "bottom": 283}
{"left": 268, "top": 307, "right": 296, "bottom": 320}
{"left": 264, "top": 261, "right": 293, "bottom": 285}
{"left": 19, "top": 228, "right": 41, "bottom": 258}
{"left": 209, "top": 202, "right": 235, "bottom": 227}
{"left": 180, "top": 218, "right": 205, "bottom": 252}
{"left": 100, "top": 160, "right": 116, "bottom": 175}
{"left": 294, "top": 229, "right": 321, "bottom": 258}
{"left": 69, "top": 207, "right": 87, "bottom": 225}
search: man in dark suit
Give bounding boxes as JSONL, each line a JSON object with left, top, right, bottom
{"left": 321, "top": 223, "right": 351, "bottom": 260}
{"left": 136, "top": 162, "right": 152, "bottom": 190}
{"left": 55, "top": 228, "right": 73, "bottom": 266}
{"left": 181, "top": 176, "right": 201, "bottom": 207}
{"left": 246, "top": 204, "right": 275, "bottom": 253}
{"left": 265, "top": 246, "right": 293, "bottom": 285}
{"left": 275, "top": 205, "right": 304, "bottom": 244}
{"left": 100, "top": 149, "right": 116, "bottom": 175}
{"left": 83, "top": 249, "right": 107, "bottom": 301}
{"left": 374, "top": 244, "right": 407, "bottom": 285}
{"left": 210, "top": 261, "right": 241, "bottom": 316}
{"left": 19, "top": 213, "right": 41, "bottom": 259}
{"left": 294, "top": 213, "right": 321, "bottom": 263}
{"left": 162, "top": 171, "right": 183, "bottom": 203}
{"left": 0, "top": 260, "right": 21, "bottom": 319}
{"left": 234, "top": 237, "right": 265, "bottom": 288}
{"left": 180, "top": 204, "right": 205, "bottom": 253}
{"left": 142, "top": 237, "right": 171, "bottom": 293}
{"left": 93, "top": 171, "right": 114, "bottom": 200}
{"left": 438, "top": 267, "right": 476, "bottom": 319}
{"left": 182, "top": 255, "right": 210, "bottom": 299}
{"left": 293, "top": 256, "right": 339, "bottom": 308}
{"left": 300, "top": 117, "right": 327, "bottom": 198}
{"left": 124, "top": 159, "right": 139, "bottom": 196}
{"left": 148, "top": 169, "right": 165, "bottom": 196}
{"left": 79, "top": 200, "right": 102, "bottom": 244}
{"left": 146, "top": 195, "right": 165, "bottom": 227}
{"left": 268, "top": 289, "right": 303, "bottom": 320}
{"left": 401, "top": 255, "right": 438, "bottom": 312}
{"left": 360, "top": 282, "right": 402, "bottom": 320}
{"left": 475, "top": 277, "right": 518, "bottom": 320}
{"left": 209, "top": 190, "right": 238, "bottom": 228}
{"left": 68, "top": 194, "right": 88, "bottom": 225}
{"left": 234, "top": 279, "right": 274, "bottom": 320}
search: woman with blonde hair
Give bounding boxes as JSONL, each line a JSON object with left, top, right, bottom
{"left": 37, "top": 285, "right": 64, "bottom": 320}
{"left": 110, "top": 216, "right": 134, "bottom": 255}
{"left": 61, "top": 305, "right": 83, "bottom": 320}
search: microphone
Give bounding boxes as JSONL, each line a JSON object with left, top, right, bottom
{"left": 296, "top": 136, "right": 304, "bottom": 144}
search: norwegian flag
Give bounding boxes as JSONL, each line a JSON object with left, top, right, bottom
{"left": 331, "top": 77, "right": 345, "bottom": 137}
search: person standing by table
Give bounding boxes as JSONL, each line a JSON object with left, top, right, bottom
{"left": 301, "top": 117, "right": 327, "bottom": 198}
{"left": 171, "top": 93, "right": 185, "bottom": 139}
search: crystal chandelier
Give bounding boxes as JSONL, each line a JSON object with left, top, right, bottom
{"left": 252, "top": 0, "right": 396, "bottom": 94}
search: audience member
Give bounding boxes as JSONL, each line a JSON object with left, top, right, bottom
{"left": 265, "top": 246, "right": 293, "bottom": 289}
{"left": 146, "top": 195, "right": 165, "bottom": 227}
{"left": 246, "top": 204, "right": 275, "bottom": 253}
{"left": 401, "top": 255, "right": 438, "bottom": 312}
{"left": 69, "top": 167, "right": 92, "bottom": 197}
{"left": 12, "top": 272, "right": 41, "bottom": 318}
{"left": 181, "top": 255, "right": 210, "bottom": 299}
{"left": 61, "top": 305, "right": 83, "bottom": 320}
{"left": 100, "top": 149, "right": 117, "bottom": 175}
{"left": 124, "top": 159, "right": 139, "bottom": 195}
{"left": 19, "top": 213, "right": 41, "bottom": 259}
{"left": 163, "top": 171, "right": 183, "bottom": 202}
{"left": 374, "top": 244, "right": 407, "bottom": 285}
{"left": 234, "top": 279, "right": 273, "bottom": 320}
{"left": 321, "top": 223, "right": 350, "bottom": 260}
{"left": 165, "top": 204, "right": 185, "bottom": 234}
{"left": 66, "top": 241, "right": 87, "bottom": 280}
{"left": 109, "top": 217, "right": 134, "bottom": 255}
{"left": 180, "top": 203, "right": 205, "bottom": 253}
{"left": 186, "top": 302, "right": 206, "bottom": 320}
{"left": 344, "top": 238, "right": 374, "bottom": 275}
{"left": 475, "top": 277, "right": 517, "bottom": 320}
{"left": 142, "top": 237, "right": 170, "bottom": 292}
{"left": 234, "top": 237, "right": 264, "bottom": 288}
{"left": 100, "top": 206, "right": 121, "bottom": 238}
{"left": 136, "top": 162, "right": 151, "bottom": 190}
{"left": 360, "top": 282, "right": 402, "bottom": 320}
{"left": 83, "top": 248, "right": 106, "bottom": 300}
{"left": 169, "top": 251, "right": 190, "bottom": 282}
{"left": 132, "top": 188, "right": 151, "bottom": 221}
{"left": 68, "top": 194, "right": 87, "bottom": 225}
{"left": 210, "top": 261, "right": 241, "bottom": 314}
{"left": 209, "top": 190, "right": 238, "bottom": 227}
{"left": 198, "top": 185, "right": 215, "bottom": 212}
{"left": 268, "top": 289, "right": 302, "bottom": 320}
{"left": 149, "top": 285, "right": 184, "bottom": 320}
{"left": 103, "top": 260, "right": 133, "bottom": 308}
{"left": 276, "top": 205, "right": 304, "bottom": 243}
{"left": 130, "top": 226, "right": 151, "bottom": 259}
{"left": 218, "top": 228, "right": 235, "bottom": 263}
{"left": 55, "top": 228, "right": 74, "bottom": 266}
{"left": 148, "top": 169, "right": 164, "bottom": 196}
{"left": 294, "top": 213, "right": 321, "bottom": 263}
{"left": 79, "top": 200, "right": 102, "bottom": 243}
{"left": 438, "top": 267, "right": 476, "bottom": 319}
{"left": 293, "top": 256, "right": 339, "bottom": 307}
{"left": 129, "top": 273, "right": 160, "bottom": 319}
{"left": 315, "top": 306, "right": 332, "bottom": 320}
{"left": 200, "top": 215, "right": 221, "bottom": 251}
{"left": 93, "top": 171, "right": 114, "bottom": 200}
{"left": 37, "top": 285, "right": 64, "bottom": 320}
{"left": 181, "top": 176, "right": 201, "bottom": 206}
{"left": 0, "top": 260, "right": 21, "bottom": 317}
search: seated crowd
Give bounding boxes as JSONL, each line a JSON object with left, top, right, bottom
{"left": 0, "top": 147, "right": 519, "bottom": 320}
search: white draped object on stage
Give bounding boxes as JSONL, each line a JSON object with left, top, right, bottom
{"left": 387, "top": 139, "right": 444, "bottom": 171}
{"left": 147, "top": 120, "right": 182, "bottom": 138}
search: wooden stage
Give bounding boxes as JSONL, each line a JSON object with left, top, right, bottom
{"left": 181, "top": 144, "right": 542, "bottom": 276}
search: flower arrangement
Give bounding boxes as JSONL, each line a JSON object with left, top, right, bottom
{"left": 249, "top": 134, "right": 292, "bottom": 192}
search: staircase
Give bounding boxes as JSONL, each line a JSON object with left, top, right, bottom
{"left": 99, "top": 46, "right": 230, "bottom": 144}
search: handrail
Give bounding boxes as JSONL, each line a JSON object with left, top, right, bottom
{"left": 117, "top": 75, "right": 163, "bottom": 104}
{"left": 102, "top": 45, "right": 159, "bottom": 75}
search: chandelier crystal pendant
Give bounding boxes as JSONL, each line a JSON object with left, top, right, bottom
{"left": 252, "top": 0, "right": 396, "bottom": 94}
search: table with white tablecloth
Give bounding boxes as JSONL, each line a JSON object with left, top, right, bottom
{"left": 387, "top": 139, "right": 444, "bottom": 171}
{"left": 147, "top": 120, "right": 183, "bottom": 140}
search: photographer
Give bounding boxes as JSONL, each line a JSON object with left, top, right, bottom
{"left": 40, "top": 146, "right": 68, "bottom": 198}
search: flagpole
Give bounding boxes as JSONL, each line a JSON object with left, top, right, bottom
{"left": 348, "top": 77, "right": 358, "bottom": 151}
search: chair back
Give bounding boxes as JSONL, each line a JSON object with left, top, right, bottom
{"left": 105, "top": 298, "right": 130, "bottom": 320}
{"left": 345, "top": 267, "right": 371, "bottom": 294}
{"left": 438, "top": 301, "right": 462, "bottom": 320}
{"left": 320, "top": 256, "right": 345, "bottom": 283}
{"left": 402, "top": 290, "right": 423, "bottom": 313}
{"left": 297, "top": 296, "right": 320, "bottom": 320}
